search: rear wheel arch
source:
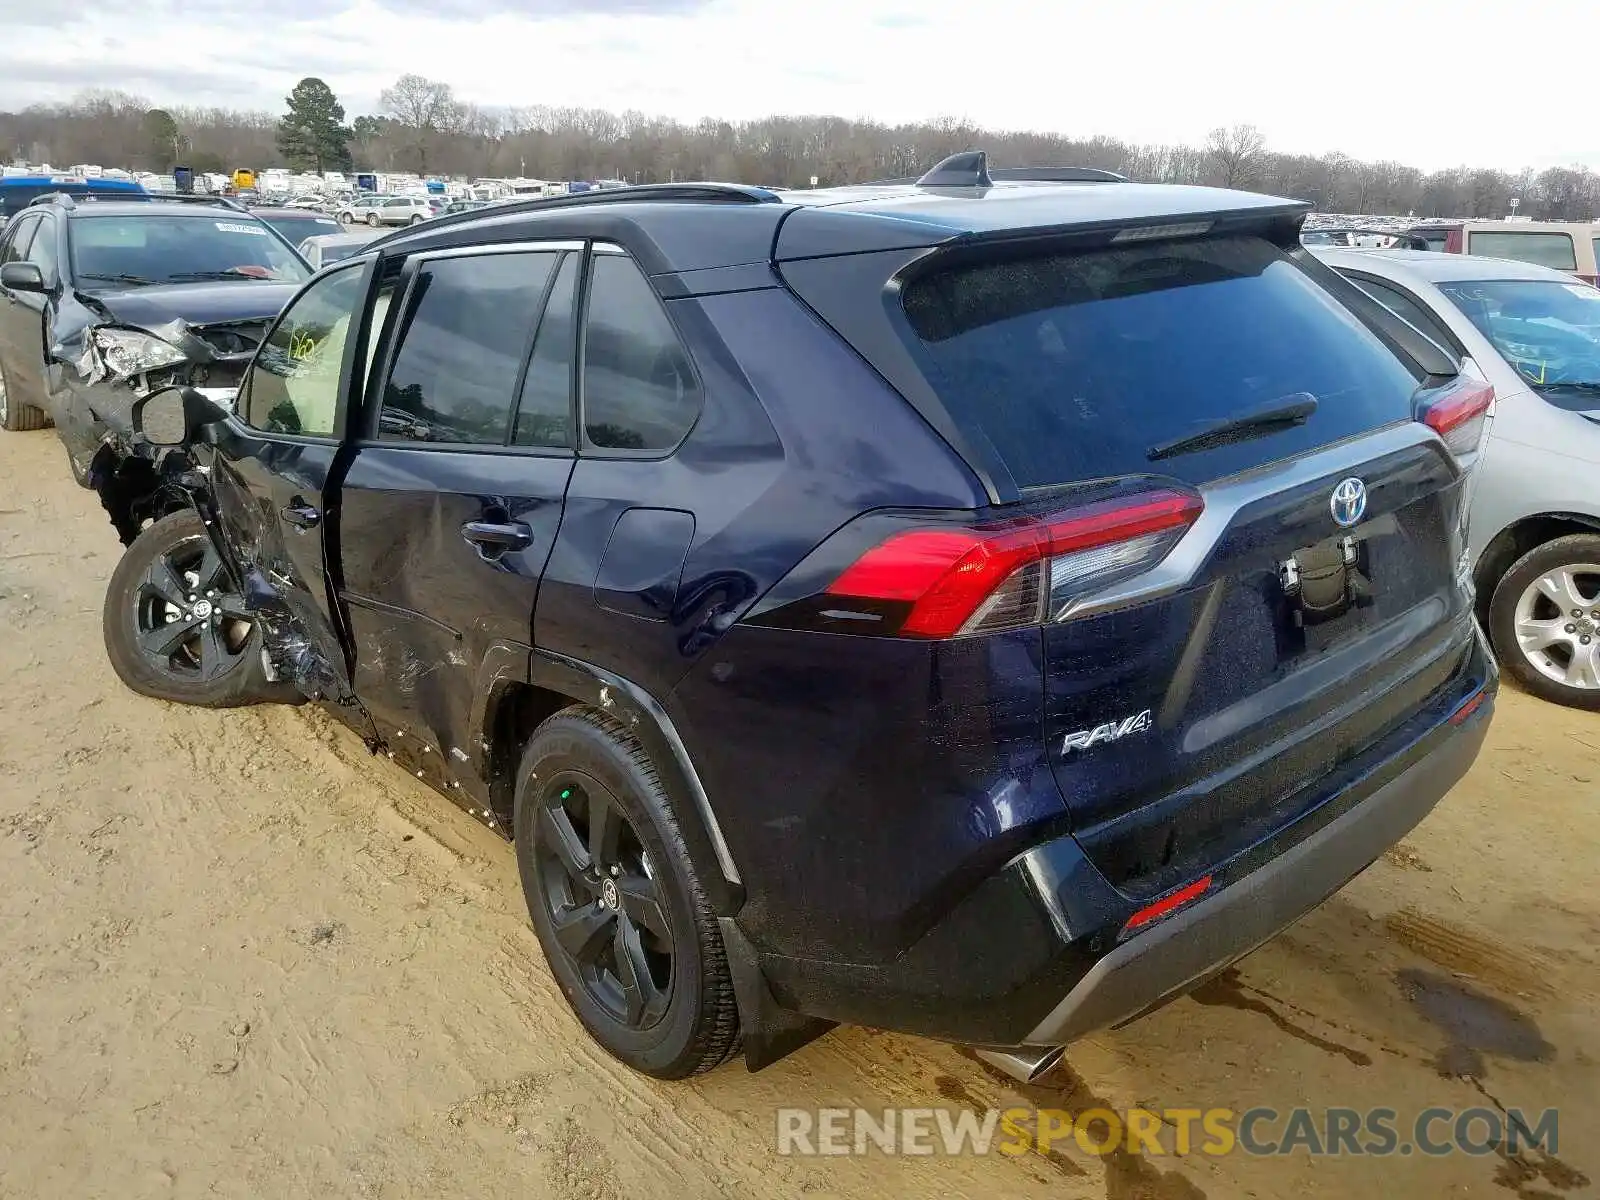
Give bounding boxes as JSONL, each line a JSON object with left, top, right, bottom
{"left": 474, "top": 649, "right": 745, "bottom": 916}
{"left": 1475, "top": 512, "right": 1600, "bottom": 625}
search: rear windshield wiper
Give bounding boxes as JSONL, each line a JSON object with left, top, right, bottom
{"left": 1148, "top": 393, "right": 1319, "bottom": 462}
{"left": 78, "top": 272, "right": 159, "bottom": 286}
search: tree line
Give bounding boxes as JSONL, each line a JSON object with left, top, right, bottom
{"left": 4, "top": 76, "right": 1598, "bottom": 221}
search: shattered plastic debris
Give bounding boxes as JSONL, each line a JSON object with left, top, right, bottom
{"left": 241, "top": 567, "right": 346, "bottom": 702}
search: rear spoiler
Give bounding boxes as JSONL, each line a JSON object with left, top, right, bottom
{"left": 775, "top": 198, "right": 1313, "bottom": 262}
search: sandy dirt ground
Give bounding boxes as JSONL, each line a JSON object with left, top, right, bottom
{"left": 0, "top": 426, "right": 1596, "bottom": 1200}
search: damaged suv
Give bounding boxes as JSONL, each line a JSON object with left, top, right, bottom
{"left": 101, "top": 159, "right": 1496, "bottom": 1083}
{"left": 0, "top": 194, "right": 309, "bottom": 539}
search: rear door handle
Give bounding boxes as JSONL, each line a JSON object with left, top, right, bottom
{"left": 281, "top": 499, "right": 321, "bottom": 529}
{"left": 461, "top": 519, "right": 533, "bottom": 553}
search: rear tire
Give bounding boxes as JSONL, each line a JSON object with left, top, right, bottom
{"left": 0, "top": 356, "right": 48, "bottom": 432}
{"left": 103, "top": 510, "right": 300, "bottom": 708}
{"left": 1487, "top": 533, "right": 1600, "bottom": 710}
{"left": 410, "top": 214, "right": 424, "bottom": 225}
{"left": 366, "top": 212, "right": 380, "bottom": 227}
{"left": 514, "top": 707, "right": 740, "bottom": 1079}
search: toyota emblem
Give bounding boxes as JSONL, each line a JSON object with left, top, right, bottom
{"left": 1329, "top": 477, "right": 1368, "bottom": 528}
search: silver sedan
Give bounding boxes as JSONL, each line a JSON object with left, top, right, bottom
{"left": 1317, "top": 247, "right": 1600, "bottom": 709}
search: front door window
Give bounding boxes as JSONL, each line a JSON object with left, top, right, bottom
{"left": 240, "top": 266, "right": 366, "bottom": 436}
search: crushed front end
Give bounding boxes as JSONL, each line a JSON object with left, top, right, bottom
{"left": 51, "top": 316, "right": 266, "bottom": 543}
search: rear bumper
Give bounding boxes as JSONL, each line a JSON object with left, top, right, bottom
{"left": 1023, "top": 697, "right": 1489, "bottom": 1045}
{"left": 757, "top": 629, "right": 1496, "bottom": 1048}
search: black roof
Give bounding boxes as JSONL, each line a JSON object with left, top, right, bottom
{"left": 359, "top": 151, "right": 1308, "bottom": 276}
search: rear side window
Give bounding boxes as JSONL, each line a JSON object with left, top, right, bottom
{"left": 1468, "top": 231, "right": 1577, "bottom": 271}
{"left": 901, "top": 235, "right": 1424, "bottom": 488}
{"left": 514, "top": 253, "right": 579, "bottom": 449}
{"left": 379, "top": 251, "right": 557, "bottom": 446}
{"left": 581, "top": 253, "right": 700, "bottom": 452}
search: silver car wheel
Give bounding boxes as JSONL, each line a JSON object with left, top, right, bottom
{"left": 1514, "top": 563, "right": 1600, "bottom": 691}
{"left": 0, "top": 360, "right": 9, "bottom": 425}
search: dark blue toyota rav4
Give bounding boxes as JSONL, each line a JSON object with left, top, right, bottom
{"left": 99, "top": 152, "right": 1497, "bottom": 1081}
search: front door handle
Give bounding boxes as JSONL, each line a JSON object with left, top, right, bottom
{"left": 461, "top": 519, "right": 533, "bottom": 553}
{"left": 281, "top": 499, "right": 321, "bottom": 529}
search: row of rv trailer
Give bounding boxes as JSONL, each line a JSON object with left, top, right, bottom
{"left": 0, "top": 163, "right": 627, "bottom": 202}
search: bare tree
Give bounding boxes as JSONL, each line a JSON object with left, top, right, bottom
{"left": 3, "top": 85, "right": 1585, "bottom": 222}
{"left": 1204, "top": 124, "right": 1267, "bottom": 189}
{"left": 379, "top": 73, "right": 459, "bottom": 173}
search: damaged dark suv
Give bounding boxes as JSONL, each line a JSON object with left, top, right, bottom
{"left": 0, "top": 194, "right": 309, "bottom": 538}
{"left": 99, "top": 157, "right": 1496, "bottom": 1083}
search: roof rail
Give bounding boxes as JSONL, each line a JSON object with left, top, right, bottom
{"left": 147, "top": 192, "right": 248, "bottom": 213}
{"left": 364, "top": 181, "right": 783, "bottom": 250}
{"left": 871, "top": 153, "right": 1127, "bottom": 188}
{"left": 916, "top": 151, "right": 992, "bottom": 189}
{"left": 989, "top": 166, "right": 1127, "bottom": 183}
{"left": 24, "top": 190, "right": 247, "bottom": 213}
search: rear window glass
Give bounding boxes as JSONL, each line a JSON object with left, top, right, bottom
{"left": 901, "top": 235, "right": 1423, "bottom": 488}
{"left": 1467, "top": 231, "right": 1577, "bottom": 271}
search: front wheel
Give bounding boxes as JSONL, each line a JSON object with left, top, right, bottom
{"left": 339, "top": 211, "right": 354, "bottom": 225}
{"left": 102, "top": 510, "right": 300, "bottom": 708}
{"left": 1488, "top": 533, "right": 1600, "bottom": 710}
{"left": 514, "top": 708, "right": 740, "bottom": 1078}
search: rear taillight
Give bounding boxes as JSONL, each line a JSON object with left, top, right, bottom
{"left": 822, "top": 489, "right": 1202, "bottom": 639}
{"left": 1418, "top": 378, "right": 1493, "bottom": 458}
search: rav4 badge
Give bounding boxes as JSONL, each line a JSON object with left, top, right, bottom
{"left": 1062, "top": 709, "right": 1154, "bottom": 755}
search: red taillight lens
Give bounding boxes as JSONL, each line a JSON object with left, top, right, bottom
{"left": 825, "top": 489, "right": 1203, "bottom": 639}
{"left": 1123, "top": 875, "right": 1213, "bottom": 934}
{"left": 1419, "top": 378, "right": 1493, "bottom": 457}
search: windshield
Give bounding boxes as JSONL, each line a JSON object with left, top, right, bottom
{"left": 901, "top": 234, "right": 1423, "bottom": 488}
{"left": 1437, "top": 279, "right": 1600, "bottom": 402}
{"left": 70, "top": 214, "right": 311, "bottom": 285}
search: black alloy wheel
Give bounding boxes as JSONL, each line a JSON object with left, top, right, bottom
{"left": 103, "top": 509, "right": 298, "bottom": 708}
{"left": 134, "top": 532, "right": 252, "bottom": 683}
{"left": 534, "top": 772, "right": 675, "bottom": 1029}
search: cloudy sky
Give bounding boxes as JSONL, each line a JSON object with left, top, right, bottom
{"left": 1, "top": 0, "right": 1594, "bottom": 172}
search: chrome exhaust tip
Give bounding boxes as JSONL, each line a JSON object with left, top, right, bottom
{"left": 971, "top": 1045, "right": 1066, "bottom": 1085}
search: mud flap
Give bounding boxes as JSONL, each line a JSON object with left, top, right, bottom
{"left": 718, "top": 916, "right": 837, "bottom": 1071}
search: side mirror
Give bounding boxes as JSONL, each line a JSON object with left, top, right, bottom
{"left": 131, "top": 386, "right": 230, "bottom": 448}
{"left": 0, "top": 262, "right": 45, "bottom": 294}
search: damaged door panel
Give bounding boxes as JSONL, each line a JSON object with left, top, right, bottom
{"left": 337, "top": 245, "right": 580, "bottom": 774}
{"left": 208, "top": 440, "right": 352, "bottom": 701}
{"left": 202, "top": 262, "right": 373, "bottom": 704}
